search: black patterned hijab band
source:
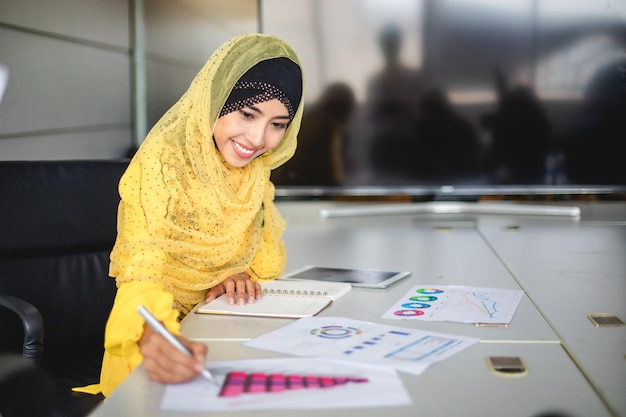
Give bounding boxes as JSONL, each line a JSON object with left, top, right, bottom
{"left": 219, "top": 57, "right": 302, "bottom": 123}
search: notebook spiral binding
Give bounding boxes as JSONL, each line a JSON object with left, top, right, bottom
{"left": 263, "top": 288, "right": 329, "bottom": 297}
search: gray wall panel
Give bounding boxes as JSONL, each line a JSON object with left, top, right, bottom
{"left": 0, "top": 0, "right": 257, "bottom": 159}
{"left": 0, "top": 0, "right": 129, "bottom": 48}
{"left": 0, "top": 128, "right": 131, "bottom": 160}
{"left": 0, "top": 28, "right": 130, "bottom": 134}
{"left": 141, "top": 0, "right": 258, "bottom": 142}
{"left": 145, "top": 0, "right": 257, "bottom": 65}
{"left": 145, "top": 60, "right": 198, "bottom": 129}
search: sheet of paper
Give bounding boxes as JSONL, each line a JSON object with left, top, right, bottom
{"left": 160, "top": 357, "right": 412, "bottom": 412}
{"left": 381, "top": 285, "right": 524, "bottom": 324}
{"left": 243, "top": 316, "right": 478, "bottom": 376}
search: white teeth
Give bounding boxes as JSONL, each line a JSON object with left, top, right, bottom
{"left": 233, "top": 141, "right": 254, "bottom": 155}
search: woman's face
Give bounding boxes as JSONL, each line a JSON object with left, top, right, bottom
{"left": 213, "top": 98, "right": 290, "bottom": 168}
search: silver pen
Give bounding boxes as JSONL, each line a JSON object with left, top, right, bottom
{"left": 137, "top": 305, "right": 216, "bottom": 384}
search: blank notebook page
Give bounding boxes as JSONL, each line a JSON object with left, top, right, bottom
{"left": 195, "top": 279, "right": 351, "bottom": 318}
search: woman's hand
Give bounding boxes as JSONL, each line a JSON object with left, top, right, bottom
{"left": 205, "top": 272, "right": 262, "bottom": 305}
{"left": 139, "top": 323, "right": 208, "bottom": 384}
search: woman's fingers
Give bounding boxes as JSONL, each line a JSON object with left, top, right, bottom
{"left": 140, "top": 325, "right": 207, "bottom": 384}
{"left": 235, "top": 275, "right": 248, "bottom": 305}
{"left": 205, "top": 284, "right": 225, "bottom": 303}
{"left": 247, "top": 280, "right": 262, "bottom": 302}
{"left": 209, "top": 272, "right": 259, "bottom": 305}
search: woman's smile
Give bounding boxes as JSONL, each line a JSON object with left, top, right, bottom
{"left": 232, "top": 140, "right": 257, "bottom": 159}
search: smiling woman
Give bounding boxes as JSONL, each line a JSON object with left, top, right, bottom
{"left": 214, "top": 56, "right": 302, "bottom": 167}
{"left": 213, "top": 98, "right": 290, "bottom": 167}
{"left": 73, "top": 34, "right": 304, "bottom": 398}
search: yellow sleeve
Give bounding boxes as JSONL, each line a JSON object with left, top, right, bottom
{"left": 73, "top": 280, "right": 181, "bottom": 397}
{"left": 105, "top": 280, "right": 181, "bottom": 364}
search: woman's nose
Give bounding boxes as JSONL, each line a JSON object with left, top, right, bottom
{"left": 245, "top": 123, "right": 265, "bottom": 147}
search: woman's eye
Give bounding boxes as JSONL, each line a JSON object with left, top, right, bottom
{"left": 239, "top": 109, "right": 254, "bottom": 119}
{"left": 272, "top": 122, "right": 287, "bottom": 130}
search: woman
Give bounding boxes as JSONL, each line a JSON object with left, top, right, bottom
{"left": 77, "top": 33, "right": 304, "bottom": 397}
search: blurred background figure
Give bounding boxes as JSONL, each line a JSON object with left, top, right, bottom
{"left": 562, "top": 58, "right": 626, "bottom": 185}
{"left": 482, "top": 70, "right": 552, "bottom": 184}
{"left": 413, "top": 88, "right": 483, "bottom": 182}
{"left": 273, "top": 81, "right": 356, "bottom": 186}
{"left": 365, "top": 23, "right": 423, "bottom": 181}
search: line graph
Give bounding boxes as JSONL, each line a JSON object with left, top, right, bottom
{"left": 382, "top": 285, "right": 524, "bottom": 324}
{"left": 463, "top": 291, "right": 499, "bottom": 318}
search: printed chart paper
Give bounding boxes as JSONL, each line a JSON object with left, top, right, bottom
{"left": 160, "top": 357, "right": 411, "bottom": 412}
{"left": 243, "top": 316, "right": 478, "bottom": 376}
{"left": 381, "top": 285, "right": 524, "bottom": 324}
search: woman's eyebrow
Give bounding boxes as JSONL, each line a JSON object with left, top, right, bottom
{"left": 245, "top": 105, "right": 262, "bottom": 113}
{"left": 246, "top": 105, "right": 289, "bottom": 119}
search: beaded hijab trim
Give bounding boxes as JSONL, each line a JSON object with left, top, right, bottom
{"left": 219, "top": 81, "right": 295, "bottom": 122}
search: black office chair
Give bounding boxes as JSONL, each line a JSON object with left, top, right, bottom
{"left": 0, "top": 353, "right": 55, "bottom": 417}
{"left": 0, "top": 160, "right": 128, "bottom": 417}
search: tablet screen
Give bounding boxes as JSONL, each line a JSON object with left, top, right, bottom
{"left": 282, "top": 266, "right": 411, "bottom": 289}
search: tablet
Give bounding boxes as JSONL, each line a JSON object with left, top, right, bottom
{"left": 281, "top": 265, "right": 411, "bottom": 289}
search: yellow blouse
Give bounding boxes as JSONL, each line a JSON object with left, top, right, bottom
{"left": 75, "top": 34, "right": 304, "bottom": 397}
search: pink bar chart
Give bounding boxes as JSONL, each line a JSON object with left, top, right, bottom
{"left": 219, "top": 371, "right": 368, "bottom": 397}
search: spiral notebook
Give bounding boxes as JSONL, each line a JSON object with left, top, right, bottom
{"left": 196, "top": 279, "right": 352, "bottom": 319}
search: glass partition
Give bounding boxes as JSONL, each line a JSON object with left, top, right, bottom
{"left": 262, "top": 0, "right": 626, "bottom": 199}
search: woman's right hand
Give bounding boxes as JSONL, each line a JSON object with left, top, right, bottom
{"left": 139, "top": 322, "right": 208, "bottom": 384}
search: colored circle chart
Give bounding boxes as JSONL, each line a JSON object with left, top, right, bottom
{"left": 310, "top": 325, "right": 363, "bottom": 339}
{"left": 393, "top": 309, "right": 425, "bottom": 317}
{"left": 393, "top": 287, "right": 444, "bottom": 316}
{"left": 409, "top": 295, "right": 438, "bottom": 302}
{"left": 416, "top": 288, "right": 443, "bottom": 294}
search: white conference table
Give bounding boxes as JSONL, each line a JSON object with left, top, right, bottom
{"left": 478, "top": 217, "right": 626, "bottom": 417}
{"left": 89, "top": 201, "right": 626, "bottom": 417}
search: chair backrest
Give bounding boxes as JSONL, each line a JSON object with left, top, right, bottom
{"left": 0, "top": 159, "right": 128, "bottom": 386}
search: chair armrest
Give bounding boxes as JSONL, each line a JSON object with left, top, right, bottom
{"left": 0, "top": 294, "right": 44, "bottom": 359}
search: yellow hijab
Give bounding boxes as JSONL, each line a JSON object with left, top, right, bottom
{"left": 109, "top": 34, "right": 304, "bottom": 313}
